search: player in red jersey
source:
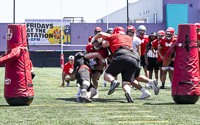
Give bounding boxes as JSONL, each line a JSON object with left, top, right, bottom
{"left": 61, "top": 55, "right": 76, "bottom": 87}
{"left": 151, "top": 30, "right": 165, "bottom": 86}
{"left": 91, "top": 27, "right": 159, "bottom": 103}
{"left": 137, "top": 25, "right": 150, "bottom": 87}
{"left": 158, "top": 27, "right": 177, "bottom": 89}
{"left": 84, "top": 38, "right": 109, "bottom": 98}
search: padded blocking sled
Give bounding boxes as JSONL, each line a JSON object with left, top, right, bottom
{"left": 164, "top": 24, "right": 200, "bottom": 104}
{"left": 0, "top": 24, "right": 34, "bottom": 106}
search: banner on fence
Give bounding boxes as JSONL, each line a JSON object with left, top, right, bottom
{"left": 25, "top": 19, "right": 71, "bottom": 45}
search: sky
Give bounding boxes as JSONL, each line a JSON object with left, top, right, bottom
{"left": 0, "top": 0, "right": 139, "bottom": 23}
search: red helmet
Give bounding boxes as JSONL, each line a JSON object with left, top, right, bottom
{"left": 157, "top": 30, "right": 165, "bottom": 36}
{"left": 166, "top": 27, "right": 175, "bottom": 40}
{"left": 195, "top": 23, "right": 200, "bottom": 29}
{"left": 94, "top": 27, "right": 102, "bottom": 35}
{"left": 157, "top": 30, "right": 165, "bottom": 40}
{"left": 112, "top": 27, "right": 125, "bottom": 35}
{"left": 126, "top": 25, "right": 136, "bottom": 33}
{"left": 88, "top": 36, "right": 93, "bottom": 42}
{"left": 166, "top": 27, "right": 175, "bottom": 35}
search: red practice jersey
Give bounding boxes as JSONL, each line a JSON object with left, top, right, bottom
{"left": 160, "top": 37, "right": 177, "bottom": 54}
{"left": 152, "top": 39, "right": 164, "bottom": 61}
{"left": 137, "top": 35, "right": 149, "bottom": 56}
{"left": 86, "top": 43, "right": 109, "bottom": 59}
{"left": 106, "top": 34, "right": 133, "bottom": 54}
{"left": 63, "top": 62, "right": 74, "bottom": 75}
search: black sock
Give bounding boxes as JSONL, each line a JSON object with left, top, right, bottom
{"left": 162, "top": 82, "right": 165, "bottom": 86}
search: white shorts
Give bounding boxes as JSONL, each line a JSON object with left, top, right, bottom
{"left": 162, "top": 66, "right": 174, "bottom": 71}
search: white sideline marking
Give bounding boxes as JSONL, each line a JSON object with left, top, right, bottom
{"left": 118, "top": 121, "right": 170, "bottom": 123}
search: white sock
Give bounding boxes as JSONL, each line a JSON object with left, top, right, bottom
{"left": 140, "top": 88, "right": 146, "bottom": 93}
{"left": 148, "top": 80, "right": 154, "bottom": 84}
{"left": 104, "top": 80, "right": 107, "bottom": 84}
{"left": 76, "top": 88, "right": 81, "bottom": 98}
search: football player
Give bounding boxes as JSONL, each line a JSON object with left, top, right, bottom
{"left": 158, "top": 27, "right": 177, "bottom": 89}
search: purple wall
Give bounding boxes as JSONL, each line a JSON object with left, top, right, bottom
{"left": 0, "top": 23, "right": 9, "bottom": 52}
{"left": 0, "top": 23, "right": 166, "bottom": 52}
{"left": 163, "top": 0, "right": 200, "bottom": 24}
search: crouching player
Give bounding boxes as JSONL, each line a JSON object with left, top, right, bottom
{"left": 73, "top": 52, "right": 98, "bottom": 103}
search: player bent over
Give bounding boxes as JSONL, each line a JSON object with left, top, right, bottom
{"left": 91, "top": 27, "right": 159, "bottom": 103}
{"left": 73, "top": 52, "right": 98, "bottom": 103}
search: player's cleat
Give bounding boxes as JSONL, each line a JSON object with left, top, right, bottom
{"left": 102, "top": 84, "right": 106, "bottom": 87}
{"left": 76, "top": 83, "right": 80, "bottom": 87}
{"left": 125, "top": 92, "right": 134, "bottom": 103}
{"left": 152, "top": 80, "right": 159, "bottom": 95}
{"left": 145, "top": 83, "right": 151, "bottom": 88}
{"left": 108, "top": 80, "right": 120, "bottom": 95}
{"left": 160, "top": 86, "right": 165, "bottom": 89}
{"left": 137, "top": 90, "right": 151, "bottom": 99}
{"left": 66, "top": 82, "right": 70, "bottom": 87}
{"left": 78, "top": 96, "right": 92, "bottom": 103}
{"left": 76, "top": 98, "right": 81, "bottom": 103}
{"left": 92, "top": 93, "right": 99, "bottom": 98}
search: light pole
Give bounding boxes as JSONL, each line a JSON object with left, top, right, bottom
{"left": 13, "top": 0, "right": 15, "bottom": 24}
{"left": 127, "top": 0, "right": 129, "bottom": 26}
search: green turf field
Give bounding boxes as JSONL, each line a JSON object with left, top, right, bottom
{"left": 0, "top": 67, "right": 200, "bottom": 125}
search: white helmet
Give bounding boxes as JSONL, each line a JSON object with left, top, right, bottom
{"left": 137, "top": 25, "right": 146, "bottom": 35}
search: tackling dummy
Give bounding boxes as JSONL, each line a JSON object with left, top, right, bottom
{"left": 0, "top": 24, "right": 34, "bottom": 106}
{"left": 163, "top": 24, "right": 200, "bottom": 104}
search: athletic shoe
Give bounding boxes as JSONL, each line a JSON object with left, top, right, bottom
{"left": 92, "top": 93, "right": 99, "bottom": 98}
{"left": 108, "top": 80, "right": 120, "bottom": 95}
{"left": 102, "top": 84, "right": 106, "bottom": 87}
{"left": 152, "top": 80, "right": 159, "bottom": 95}
{"left": 76, "top": 83, "right": 80, "bottom": 87}
{"left": 125, "top": 92, "right": 134, "bottom": 103}
{"left": 66, "top": 82, "right": 70, "bottom": 87}
{"left": 160, "top": 86, "right": 165, "bottom": 89}
{"left": 137, "top": 90, "right": 151, "bottom": 99}
{"left": 78, "top": 96, "right": 92, "bottom": 103}
{"left": 166, "top": 83, "right": 172, "bottom": 88}
{"left": 76, "top": 98, "right": 81, "bottom": 103}
{"left": 145, "top": 83, "right": 151, "bottom": 88}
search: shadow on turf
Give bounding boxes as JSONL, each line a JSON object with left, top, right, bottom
{"left": 143, "top": 102, "right": 177, "bottom": 105}
{"left": 56, "top": 98, "right": 127, "bottom": 103}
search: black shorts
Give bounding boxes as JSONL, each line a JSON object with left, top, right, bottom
{"left": 107, "top": 58, "right": 111, "bottom": 65}
{"left": 106, "top": 55, "right": 141, "bottom": 83}
{"left": 147, "top": 57, "right": 159, "bottom": 71}
{"left": 91, "top": 69, "right": 103, "bottom": 75}
{"left": 158, "top": 61, "right": 163, "bottom": 67}
{"left": 76, "top": 68, "right": 94, "bottom": 91}
{"left": 169, "top": 61, "right": 174, "bottom": 67}
{"left": 140, "top": 55, "right": 147, "bottom": 68}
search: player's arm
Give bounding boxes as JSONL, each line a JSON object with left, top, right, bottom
{"left": 84, "top": 52, "right": 105, "bottom": 63}
{"left": 144, "top": 44, "right": 149, "bottom": 65}
{"left": 91, "top": 32, "right": 111, "bottom": 48}
{"left": 136, "top": 44, "right": 141, "bottom": 56}
{"left": 151, "top": 46, "right": 156, "bottom": 54}
{"left": 61, "top": 71, "right": 65, "bottom": 87}
{"left": 158, "top": 45, "right": 164, "bottom": 60}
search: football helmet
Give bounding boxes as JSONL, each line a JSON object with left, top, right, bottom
{"left": 91, "top": 39, "right": 102, "bottom": 50}
{"left": 157, "top": 30, "right": 165, "bottom": 40}
{"left": 106, "top": 28, "right": 114, "bottom": 34}
{"left": 126, "top": 25, "right": 136, "bottom": 37}
{"left": 112, "top": 27, "right": 125, "bottom": 35}
{"left": 137, "top": 25, "right": 146, "bottom": 35}
{"left": 166, "top": 27, "right": 175, "bottom": 40}
{"left": 195, "top": 23, "right": 200, "bottom": 33}
{"left": 94, "top": 27, "right": 102, "bottom": 35}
